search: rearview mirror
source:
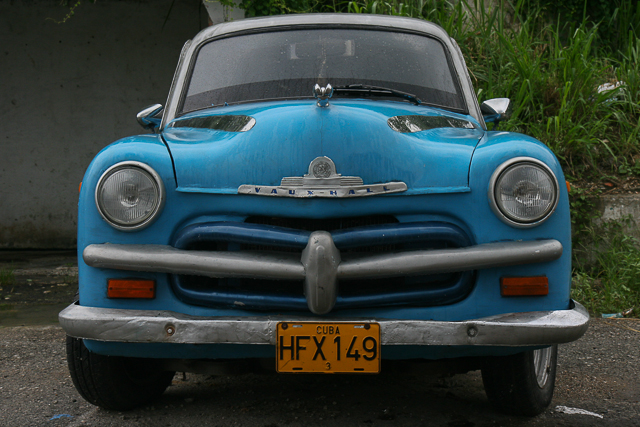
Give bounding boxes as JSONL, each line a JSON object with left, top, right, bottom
{"left": 136, "top": 104, "right": 164, "bottom": 132}
{"left": 481, "top": 98, "right": 510, "bottom": 125}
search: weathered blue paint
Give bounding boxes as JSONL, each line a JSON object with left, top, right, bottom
{"left": 163, "top": 100, "right": 483, "bottom": 195}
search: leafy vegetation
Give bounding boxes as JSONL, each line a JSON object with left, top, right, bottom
{"left": 0, "top": 267, "right": 15, "bottom": 302}
{"left": 529, "top": 0, "right": 640, "bottom": 55}
{"left": 572, "top": 221, "right": 640, "bottom": 316}
{"left": 0, "top": 267, "right": 14, "bottom": 287}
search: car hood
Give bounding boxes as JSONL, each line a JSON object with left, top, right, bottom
{"left": 162, "top": 100, "right": 484, "bottom": 195}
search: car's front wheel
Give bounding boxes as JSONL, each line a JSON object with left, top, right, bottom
{"left": 66, "top": 335, "right": 175, "bottom": 411}
{"left": 481, "top": 345, "right": 557, "bottom": 416}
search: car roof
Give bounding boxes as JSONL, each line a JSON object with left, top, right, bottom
{"left": 191, "top": 13, "right": 451, "bottom": 44}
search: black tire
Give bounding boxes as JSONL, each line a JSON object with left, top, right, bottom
{"left": 481, "top": 345, "right": 557, "bottom": 416}
{"left": 66, "top": 335, "right": 175, "bottom": 411}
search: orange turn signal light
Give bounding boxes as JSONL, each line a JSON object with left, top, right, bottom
{"left": 108, "top": 279, "right": 156, "bottom": 299}
{"left": 501, "top": 276, "right": 548, "bottom": 296}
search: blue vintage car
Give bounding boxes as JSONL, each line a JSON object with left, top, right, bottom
{"left": 60, "top": 13, "right": 589, "bottom": 416}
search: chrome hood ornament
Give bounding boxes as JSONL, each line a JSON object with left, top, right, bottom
{"left": 238, "top": 156, "right": 407, "bottom": 198}
{"left": 314, "top": 84, "right": 333, "bottom": 107}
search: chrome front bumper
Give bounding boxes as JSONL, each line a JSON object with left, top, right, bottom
{"left": 83, "top": 238, "right": 563, "bottom": 315}
{"left": 59, "top": 300, "right": 589, "bottom": 347}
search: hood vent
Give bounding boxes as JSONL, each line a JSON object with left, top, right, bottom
{"left": 171, "top": 115, "right": 255, "bottom": 132}
{"left": 388, "top": 115, "right": 476, "bottom": 133}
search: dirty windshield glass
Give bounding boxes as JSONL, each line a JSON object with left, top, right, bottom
{"left": 181, "top": 28, "right": 465, "bottom": 114}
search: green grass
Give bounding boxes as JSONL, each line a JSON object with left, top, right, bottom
{"left": 0, "top": 267, "right": 14, "bottom": 302}
{"left": 572, "top": 220, "right": 640, "bottom": 316}
{"left": 0, "top": 267, "right": 14, "bottom": 287}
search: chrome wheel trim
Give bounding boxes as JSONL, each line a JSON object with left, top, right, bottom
{"left": 533, "top": 347, "right": 552, "bottom": 388}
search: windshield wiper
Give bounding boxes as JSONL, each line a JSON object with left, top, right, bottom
{"left": 333, "top": 84, "right": 422, "bottom": 105}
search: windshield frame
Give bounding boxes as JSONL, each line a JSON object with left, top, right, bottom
{"left": 175, "top": 24, "right": 469, "bottom": 117}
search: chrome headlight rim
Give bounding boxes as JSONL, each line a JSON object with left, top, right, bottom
{"left": 95, "top": 161, "right": 165, "bottom": 231}
{"left": 489, "top": 157, "right": 559, "bottom": 229}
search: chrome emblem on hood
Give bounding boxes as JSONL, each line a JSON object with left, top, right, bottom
{"left": 282, "top": 157, "right": 362, "bottom": 187}
{"left": 312, "top": 158, "right": 332, "bottom": 178}
{"left": 238, "top": 156, "right": 407, "bottom": 198}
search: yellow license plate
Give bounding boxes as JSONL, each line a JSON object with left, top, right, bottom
{"left": 276, "top": 322, "right": 380, "bottom": 373}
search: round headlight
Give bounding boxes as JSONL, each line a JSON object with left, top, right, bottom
{"left": 490, "top": 158, "right": 558, "bottom": 227}
{"left": 95, "top": 162, "right": 165, "bottom": 230}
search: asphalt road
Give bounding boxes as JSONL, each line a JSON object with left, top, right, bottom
{"left": 1, "top": 319, "right": 639, "bottom": 427}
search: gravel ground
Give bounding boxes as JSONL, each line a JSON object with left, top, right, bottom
{"left": 0, "top": 319, "right": 638, "bottom": 427}
{"left": 0, "top": 251, "right": 78, "bottom": 327}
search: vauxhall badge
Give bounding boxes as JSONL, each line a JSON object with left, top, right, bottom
{"left": 238, "top": 157, "right": 407, "bottom": 198}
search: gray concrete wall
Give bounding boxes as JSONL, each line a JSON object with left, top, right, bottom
{"left": 596, "top": 194, "right": 640, "bottom": 226}
{"left": 0, "top": 0, "right": 207, "bottom": 248}
{"left": 594, "top": 194, "right": 640, "bottom": 241}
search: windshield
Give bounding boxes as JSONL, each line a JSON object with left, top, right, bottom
{"left": 181, "top": 28, "right": 466, "bottom": 114}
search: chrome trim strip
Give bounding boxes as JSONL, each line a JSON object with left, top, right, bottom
{"left": 83, "top": 244, "right": 305, "bottom": 280}
{"left": 337, "top": 240, "right": 562, "bottom": 279}
{"left": 59, "top": 301, "right": 589, "bottom": 346}
{"left": 161, "top": 39, "right": 192, "bottom": 130}
{"left": 179, "top": 185, "right": 469, "bottom": 195}
{"left": 238, "top": 182, "right": 407, "bottom": 198}
{"left": 450, "top": 37, "right": 485, "bottom": 129}
{"left": 83, "top": 239, "right": 562, "bottom": 280}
